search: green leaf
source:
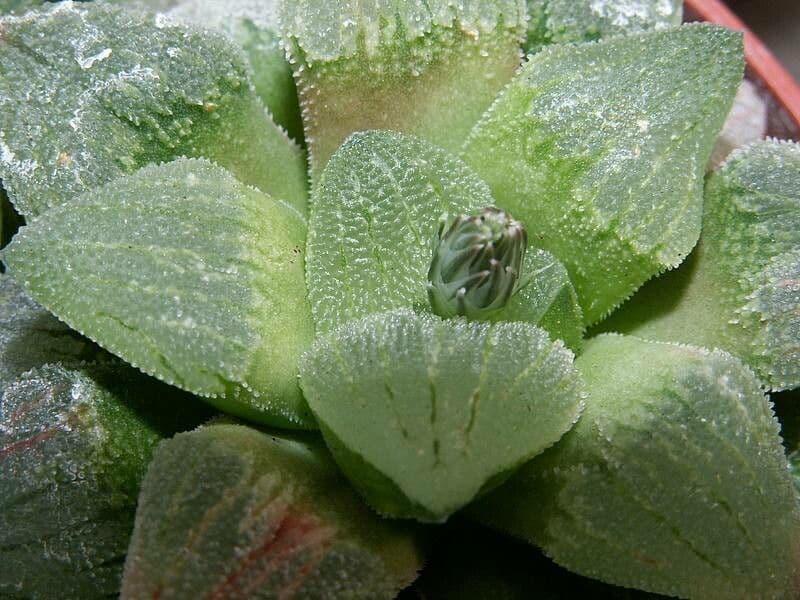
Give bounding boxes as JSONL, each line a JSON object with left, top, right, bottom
{"left": 0, "top": 2, "right": 307, "bottom": 217}
{"left": 0, "top": 274, "right": 107, "bottom": 394}
{"left": 462, "top": 24, "right": 744, "bottom": 324}
{"left": 280, "top": 0, "right": 526, "bottom": 178}
{"left": 121, "top": 423, "right": 424, "bottom": 599}
{"left": 306, "top": 130, "right": 491, "bottom": 333}
{"left": 299, "top": 309, "right": 585, "bottom": 522}
{"left": 306, "top": 130, "right": 584, "bottom": 344}
{"left": 490, "top": 248, "right": 584, "bottom": 352}
{"left": 4, "top": 158, "right": 315, "bottom": 428}
{"left": 166, "top": 0, "right": 304, "bottom": 143}
{"left": 600, "top": 140, "right": 800, "bottom": 390}
{"left": 524, "top": 0, "right": 682, "bottom": 53}
{"left": 472, "top": 334, "right": 800, "bottom": 598}
{"left": 0, "top": 363, "right": 211, "bottom": 599}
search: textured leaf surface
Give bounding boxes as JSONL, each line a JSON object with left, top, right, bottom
{"left": 462, "top": 25, "right": 743, "bottom": 324}
{"left": 0, "top": 363, "right": 211, "bottom": 598}
{"left": 600, "top": 140, "right": 800, "bottom": 390}
{"left": 121, "top": 423, "right": 424, "bottom": 599}
{"left": 472, "top": 334, "right": 800, "bottom": 598}
{"left": 281, "top": 0, "right": 526, "bottom": 178}
{"left": 524, "top": 0, "right": 682, "bottom": 53}
{"left": 0, "top": 275, "right": 106, "bottom": 394}
{"left": 306, "top": 130, "right": 490, "bottom": 333}
{"left": 4, "top": 158, "right": 315, "bottom": 427}
{"left": 0, "top": 2, "right": 306, "bottom": 216}
{"left": 300, "top": 309, "right": 585, "bottom": 522}
{"left": 165, "top": 0, "right": 303, "bottom": 142}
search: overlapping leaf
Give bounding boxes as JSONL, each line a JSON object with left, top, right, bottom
{"left": 4, "top": 158, "right": 315, "bottom": 427}
{"left": 462, "top": 25, "right": 743, "bottom": 324}
{"left": 0, "top": 363, "right": 210, "bottom": 598}
{"left": 307, "top": 130, "right": 584, "bottom": 345}
{"left": 601, "top": 140, "right": 800, "bottom": 390}
{"left": 0, "top": 2, "right": 306, "bottom": 216}
{"left": 300, "top": 309, "right": 585, "bottom": 522}
{"left": 281, "top": 0, "right": 527, "bottom": 178}
{"left": 524, "top": 0, "right": 682, "bottom": 53}
{"left": 121, "top": 423, "right": 424, "bottom": 599}
{"left": 472, "top": 334, "right": 800, "bottom": 598}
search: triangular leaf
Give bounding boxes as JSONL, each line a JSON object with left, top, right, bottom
{"left": 600, "top": 140, "right": 800, "bottom": 390}
{"left": 281, "top": 0, "right": 526, "bottom": 178}
{"left": 0, "top": 2, "right": 307, "bottom": 216}
{"left": 4, "top": 158, "right": 314, "bottom": 427}
{"left": 121, "top": 423, "right": 424, "bottom": 599}
{"left": 300, "top": 309, "right": 585, "bottom": 522}
{"left": 462, "top": 24, "right": 743, "bottom": 324}
{"left": 472, "top": 334, "right": 800, "bottom": 598}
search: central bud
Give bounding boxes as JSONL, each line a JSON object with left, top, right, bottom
{"left": 427, "top": 207, "right": 527, "bottom": 319}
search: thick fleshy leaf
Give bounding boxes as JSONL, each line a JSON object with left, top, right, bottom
{"left": 306, "top": 130, "right": 490, "bottom": 333}
{"left": 0, "top": 363, "right": 211, "bottom": 598}
{"left": 491, "top": 248, "right": 584, "bottom": 351}
{"left": 472, "top": 334, "right": 800, "bottom": 599}
{"left": 0, "top": 275, "right": 107, "bottom": 394}
{"left": 524, "top": 0, "right": 682, "bottom": 53}
{"left": 300, "top": 309, "right": 585, "bottom": 522}
{"left": 462, "top": 25, "right": 743, "bottom": 324}
{"left": 121, "top": 423, "right": 424, "bottom": 599}
{"left": 4, "top": 158, "right": 315, "bottom": 427}
{"left": 306, "top": 130, "right": 584, "bottom": 345}
{"left": 0, "top": 2, "right": 306, "bottom": 216}
{"left": 600, "top": 140, "right": 800, "bottom": 390}
{"left": 165, "top": 0, "right": 304, "bottom": 142}
{"left": 281, "top": 0, "right": 526, "bottom": 178}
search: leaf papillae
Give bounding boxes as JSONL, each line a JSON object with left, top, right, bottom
{"left": 300, "top": 309, "right": 585, "bottom": 522}
{"left": 600, "top": 140, "right": 800, "bottom": 390}
{"left": 0, "top": 2, "right": 306, "bottom": 216}
{"left": 462, "top": 24, "right": 744, "bottom": 324}
{"left": 281, "top": 0, "right": 527, "bottom": 178}
{"left": 472, "top": 334, "right": 800, "bottom": 598}
{"left": 121, "top": 423, "right": 423, "bottom": 599}
{"left": 0, "top": 363, "right": 209, "bottom": 599}
{"left": 306, "top": 130, "right": 583, "bottom": 344}
{"left": 524, "top": 0, "right": 682, "bottom": 53}
{"left": 4, "top": 158, "right": 315, "bottom": 428}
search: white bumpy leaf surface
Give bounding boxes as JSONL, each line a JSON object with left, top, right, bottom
{"left": 4, "top": 158, "right": 315, "bottom": 428}
{"left": 300, "top": 309, "right": 585, "bottom": 522}
{"left": 0, "top": 1, "right": 307, "bottom": 216}
{"left": 462, "top": 24, "right": 743, "bottom": 324}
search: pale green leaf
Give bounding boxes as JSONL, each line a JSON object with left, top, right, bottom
{"left": 472, "top": 334, "right": 800, "bottom": 598}
{"left": 462, "top": 24, "right": 744, "bottom": 324}
{"left": 306, "top": 130, "right": 584, "bottom": 344}
{"left": 280, "top": 0, "right": 526, "bottom": 178}
{"left": 0, "top": 2, "right": 306, "bottom": 216}
{"left": 3, "top": 158, "right": 314, "bottom": 428}
{"left": 0, "top": 363, "right": 211, "bottom": 598}
{"left": 525, "top": 0, "right": 682, "bottom": 53}
{"left": 121, "top": 423, "right": 424, "bottom": 599}
{"left": 299, "top": 309, "right": 585, "bottom": 522}
{"left": 165, "top": 0, "right": 304, "bottom": 142}
{"left": 600, "top": 140, "right": 800, "bottom": 390}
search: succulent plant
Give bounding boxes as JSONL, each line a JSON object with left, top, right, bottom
{"left": 0, "top": 0, "right": 798, "bottom": 598}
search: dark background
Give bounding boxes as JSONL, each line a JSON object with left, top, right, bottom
{"left": 728, "top": 0, "right": 800, "bottom": 80}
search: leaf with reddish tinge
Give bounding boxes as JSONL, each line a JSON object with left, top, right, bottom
{"left": 121, "top": 423, "right": 424, "bottom": 599}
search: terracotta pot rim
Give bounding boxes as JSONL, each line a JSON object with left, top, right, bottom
{"left": 685, "top": 0, "right": 800, "bottom": 129}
